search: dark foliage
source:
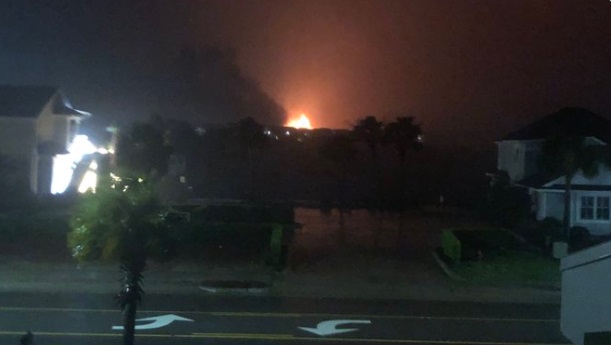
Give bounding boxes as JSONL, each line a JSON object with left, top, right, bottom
{"left": 483, "top": 180, "right": 532, "bottom": 227}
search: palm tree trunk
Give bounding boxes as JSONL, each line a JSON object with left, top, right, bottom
{"left": 118, "top": 256, "right": 145, "bottom": 345}
{"left": 374, "top": 155, "right": 383, "bottom": 250}
{"left": 397, "top": 156, "right": 406, "bottom": 245}
{"left": 563, "top": 176, "right": 572, "bottom": 242}
{"left": 122, "top": 301, "right": 137, "bottom": 345}
{"left": 248, "top": 148, "right": 255, "bottom": 200}
{"left": 339, "top": 166, "right": 347, "bottom": 244}
{"left": 374, "top": 213, "right": 383, "bottom": 250}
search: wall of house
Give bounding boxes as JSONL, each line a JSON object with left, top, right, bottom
{"left": 36, "top": 95, "right": 75, "bottom": 153}
{"left": 537, "top": 190, "right": 564, "bottom": 221}
{"left": 0, "top": 117, "right": 39, "bottom": 193}
{"left": 523, "top": 141, "right": 542, "bottom": 178}
{"left": 543, "top": 170, "right": 611, "bottom": 235}
{"left": 561, "top": 241, "right": 611, "bottom": 345}
{"left": 497, "top": 140, "right": 543, "bottom": 182}
{"left": 540, "top": 190, "right": 611, "bottom": 236}
{"left": 0, "top": 117, "right": 37, "bottom": 157}
{"left": 499, "top": 137, "right": 604, "bottom": 184}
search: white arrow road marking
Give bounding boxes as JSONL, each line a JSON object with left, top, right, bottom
{"left": 298, "top": 319, "right": 371, "bottom": 336}
{"left": 112, "top": 314, "right": 194, "bottom": 330}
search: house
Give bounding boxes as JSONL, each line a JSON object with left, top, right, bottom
{"left": 0, "top": 85, "right": 90, "bottom": 195}
{"left": 495, "top": 107, "right": 611, "bottom": 236}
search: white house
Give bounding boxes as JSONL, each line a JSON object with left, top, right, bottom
{"left": 0, "top": 85, "right": 90, "bottom": 194}
{"left": 495, "top": 107, "right": 611, "bottom": 236}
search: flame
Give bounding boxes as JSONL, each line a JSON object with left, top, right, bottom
{"left": 286, "top": 113, "right": 312, "bottom": 129}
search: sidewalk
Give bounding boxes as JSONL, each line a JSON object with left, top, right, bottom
{"left": 0, "top": 256, "right": 560, "bottom": 304}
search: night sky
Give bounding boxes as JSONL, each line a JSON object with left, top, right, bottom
{"left": 1, "top": 0, "right": 610, "bottom": 146}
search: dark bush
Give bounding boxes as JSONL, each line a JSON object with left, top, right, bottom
{"left": 441, "top": 230, "right": 461, "bottom": 263}
{"left": 173, "top": 203, "right": 296, "bottom": 264}
{"left": 515, "top": 217, "right": 563, "bottom": 250}
{"left": 569, "top": 226, "right": 591, "bottom": 252}
{"left": 451, "top": 228, "right": 521, "bottom": 261}
{"left": 482, "top": 174, "right": 532, "bottom": 227}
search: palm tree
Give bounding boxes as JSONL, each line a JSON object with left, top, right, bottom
{"left": 353, "top": 116, "right": 384, "bottom": 159}
{"left": 319, "top": 134, "right": 357, "bottom": 243}
{"left": 541, "top": 135, "right": 609, "bottom": 242}
{"left": 235, "top": 117, "right": 267, "bottom": 200}
{"left": 352, "top": 116, "right": 385, "bottom": 247}
{"left": 383, "top": 116, "right": 423, "bottom": 243}
{"left": 383, "top": 116, "right": 423, "bottom": 207}
{"left": 68, "top": 176, "right": 173, "bottom": 345}
{"left": 116, "top": 121, "right": 171, "bottom": 177}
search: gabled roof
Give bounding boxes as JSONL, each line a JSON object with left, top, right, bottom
{"left": 53, "top": 92, "right": 90, "bottom": 117}
{"left": 521, "top": 164, "right": 611, "bottom": 191}
{"left": 502, "top": 107, "right": 611, "bottom": 143}
{"left": 515, "top": 172, "right": 558, "bottom": 189}
{"left": 0, "top": 85, "right": 90, "bottom": 118}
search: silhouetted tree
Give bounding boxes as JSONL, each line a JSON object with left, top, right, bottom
{"left": 116, "top": 121, "right": 171, "bottom": 177}
{"left": 352, "top": 116, "right": 385, "bottom": 247}
{"left": 319, "top": 134, "right": 357, "bottom": 243}
{"left": 353, "top": 116, "right": 384, "bottom": 159}
{"left": 383, "top": 116, "right": 423, "bottom": 208}
{"left": 383, "top": 116, "right": 423, "bottom": 243}
{"left": 234, "top": 117, "right": 267, "bottom": 199}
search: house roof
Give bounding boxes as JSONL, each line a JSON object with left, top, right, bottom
{"left": 539, "top": 184, "right": 611, "bottom": 191}
{"left": 0, "top": 85, "right": 90, "bottom": 118}
{"left": 501, "top": 107, "right": 611, "bottom": 143}
{"left": 521, "top": 175, "right": 611, "bottom": 191}
{"left": 515, "top": 172, "right": 558, "bottom": 189}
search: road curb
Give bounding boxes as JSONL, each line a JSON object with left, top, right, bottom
{"left": 431, "top": 249, "right": 466, "bottom": 281}
{"left": 198, "top": 281, "right": 271, "bottom": 295}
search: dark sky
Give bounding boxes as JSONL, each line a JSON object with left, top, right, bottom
{"left": 1, "top": 0, "right": 611, "bottom": 146}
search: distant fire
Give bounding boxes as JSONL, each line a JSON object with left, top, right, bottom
{"left": 286, "top": 113, "right": 312, "bottom": 129}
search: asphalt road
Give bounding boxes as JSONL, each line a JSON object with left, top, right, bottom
{"left": 0, "top": 293, "right": 568, "bottom": 345}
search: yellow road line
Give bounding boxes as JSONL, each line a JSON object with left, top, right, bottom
{"left": 0, "top": 306, "right": 558, "bottom": 323}
{"left": 0, "top": 330, "right": 570, "bottom": 345}
{"left": 193, "top": 332, "right": 294, "bottom": 340}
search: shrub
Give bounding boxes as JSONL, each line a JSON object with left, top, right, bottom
{"left": 454, "top": 250, "right": 560, "bottom": 285}
{"left": 441, "top": 229, "right": 461, "bottom": 263}
{"left": 569, "top": 226, "right": 591, "bottom": 252}
{"left": 458, "top": 228, "right": 519, "bottom": 260}
{"left": 483, "top": 176, "right": 532, "bottom": 227}
{"left": 531, "top": 217, "right": 563, "bottom": 249}
{"left": 443, "top": 228, "right": 521, "bottom": 262}
{"left": 175, "top": 203, "right": 297, "bottom": 263}
{"left": 266, "top": 224, "right": 285, "bottom": 270}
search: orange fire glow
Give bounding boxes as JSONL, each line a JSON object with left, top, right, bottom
{"left": 286, "top": 113, "right": 312, "bottom": 129}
